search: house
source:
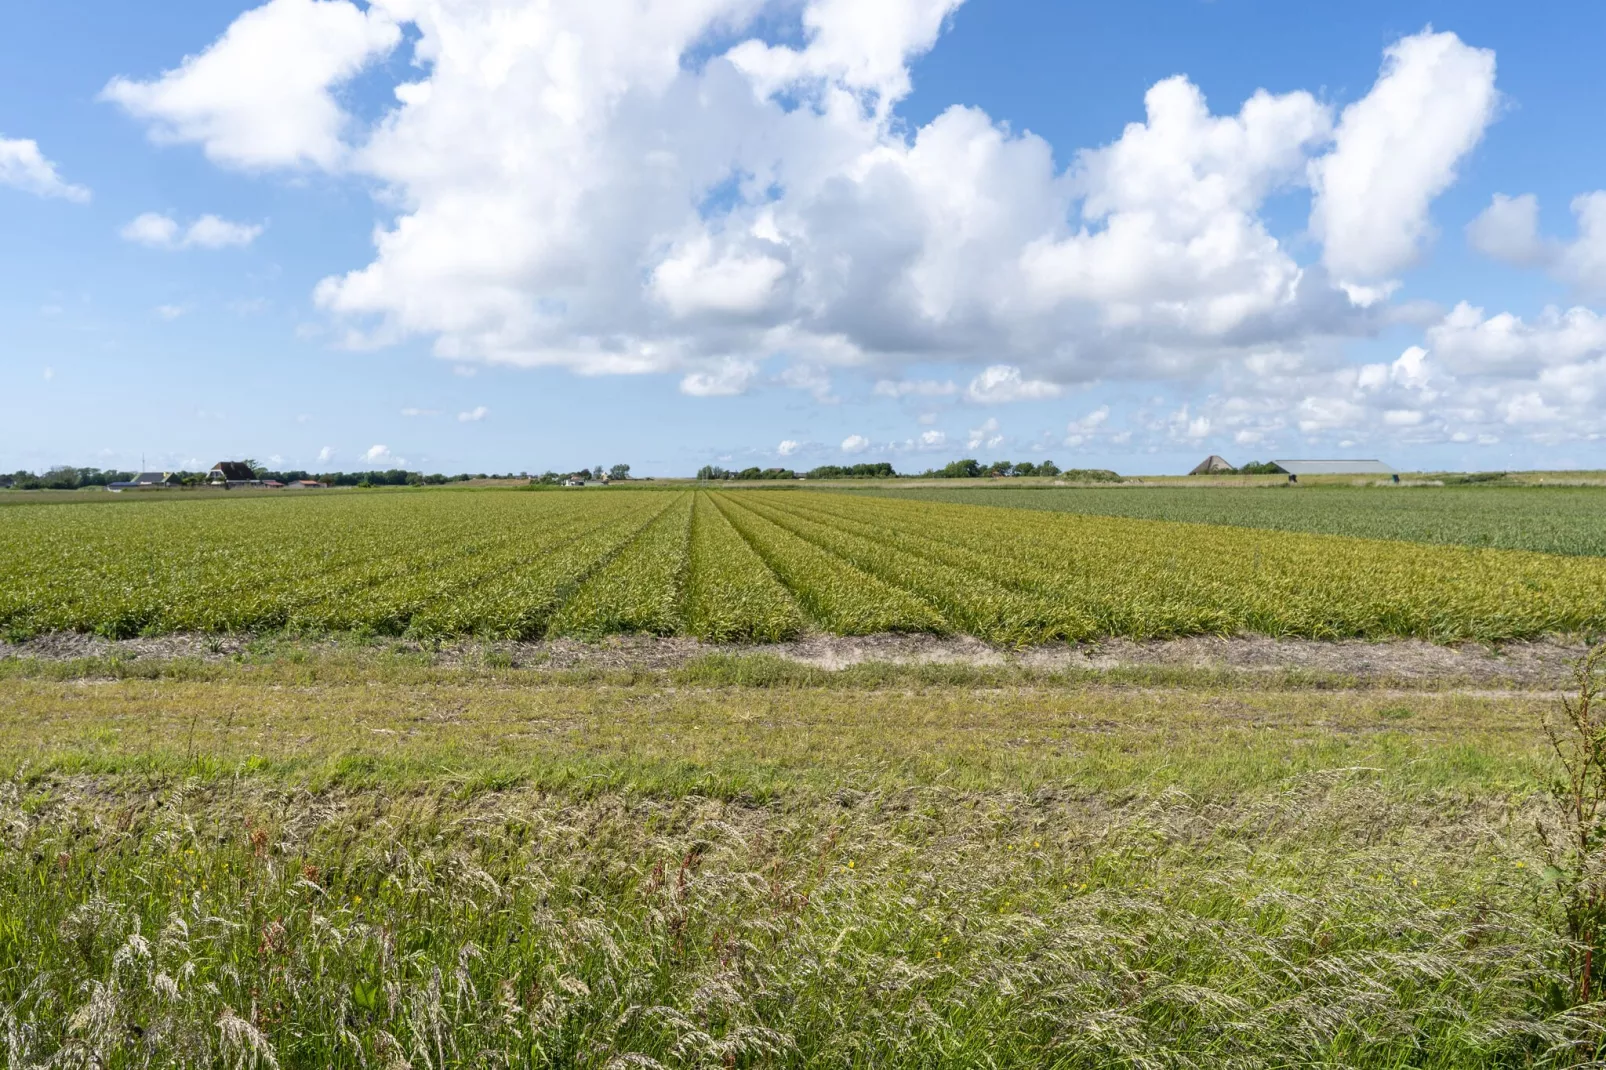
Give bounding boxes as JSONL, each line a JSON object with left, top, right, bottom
{"left": 108, "top": 471, "right": 181, "bottom": 490}
{"left": 563, "top": 477, "right": 586, "bottom": 487}
{"left": 262, "top": 480, "right": 285, "bottom": 489}
{"left": 1188, "top": 455, "right": 1235, "bottom": 475}
{"left": 286, "top": 480, "right": 326, "bottom": 489}
{"left": 208, "top": 461, "right": 258, "bottom": 486}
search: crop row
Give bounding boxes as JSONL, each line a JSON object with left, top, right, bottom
{"left": 2, "top": 488, "right": 1603, "bottom": 643}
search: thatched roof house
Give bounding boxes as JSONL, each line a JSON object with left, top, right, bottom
{"left": 1188, "top": 455, "right": 1235, "bottom": 475}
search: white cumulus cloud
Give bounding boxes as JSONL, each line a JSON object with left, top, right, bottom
{"left": 965, "top": 364, "right": 1061, "bottom": 403}
{"left": 777, "top": 439, "right": 800, "bottom": 456}
{"left": 966, "top": 417, "right": 1002, "bottom": 451}
{"left": 457, "top": 405, "right": 489, "bottom": 422}
{"left": 841, "top": 434, "right": 870, "bottom": 454}
{"left": 365, "top": 444, "right": 398, "bottom": 464}
{"left": 1310, "top": 29, "right": 1498, "bottom": 283}
{"left": 107, "top": 8, "right": 1522, "bottom": 424}
{"left": 121, "top": 212, "right": 263, "bottom": 249}
{"left": 0, "top": 136, "right": 90, "bottom": 201}
{"left": 102, "top": 0, "right": 401, "bottom": 169}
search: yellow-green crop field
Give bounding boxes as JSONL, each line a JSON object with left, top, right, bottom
{"left": 3, "top": 488, "right": 1604, "bottom": 643}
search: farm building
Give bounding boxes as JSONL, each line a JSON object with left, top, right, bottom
{"left": 108, "top": 472, "right": 181, "bottom": 490}
{"left": 1273, "top": 459, "right": 1395, "bottom": 476}
{"left": 285, "top": 480, "right": 326, "bottom": 489}
{"left": 1188, "top": 455, "right": 1235, "bottom": 475}
{"left": 208, "top": 462, "right": 258, "bottom": 485}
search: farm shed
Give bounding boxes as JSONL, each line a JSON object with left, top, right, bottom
{"left": 1273, "top": 460, "right": 1396, "bottom": 476}
{"left": 209, "top": 462, "right": 257, "bottom": 485}
{"left": 286, "top": 480, "right": 326, "bottom": 489}
{"left": 108, "top": 472, "right": 181, "bottom": 489}
{"left": 1189, "top": 455, "right": 1235, "bottom": 475}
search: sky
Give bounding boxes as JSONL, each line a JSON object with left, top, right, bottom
{"left": 3, "top": 0, "right": 1606, "bottom": 477}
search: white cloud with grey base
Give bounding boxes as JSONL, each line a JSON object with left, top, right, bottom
{"left": 105, "top": 3, "right": 1597, "bottom": 450}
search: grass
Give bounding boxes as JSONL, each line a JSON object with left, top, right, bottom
{"left": 844, "top": 483, "right": 1606, "bottom": 557}
{"left": 0, "top": 650, "right": 1598, "bottom": 1067}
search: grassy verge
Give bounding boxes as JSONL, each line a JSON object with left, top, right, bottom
{"left": 0, "top": 668, "right": 1591, "bottom": 1067}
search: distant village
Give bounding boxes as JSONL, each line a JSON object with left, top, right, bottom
{"left": 0, "top": 461, "right": 641, "bottom": 491}
{"left": 1, "top": 455, "right": 1407, "bottom": 492}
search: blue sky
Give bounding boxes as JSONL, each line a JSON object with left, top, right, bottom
{"left": 3, "top": 0, "right": 1605, "bottom": 476}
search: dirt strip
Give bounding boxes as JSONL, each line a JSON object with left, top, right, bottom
{"left": 0, "top": 631, "right": 1592, "bottom": 688}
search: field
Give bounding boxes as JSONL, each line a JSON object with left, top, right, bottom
{"left": 849, "top": 483, "right": 1606, "bottom": 557}
{"left": 0, "top": 645, "right": 1597, "bottom": 1068}
{"left": 3, "top": 487, "right": 1605, "bottom": 644}
{"left": 6, "top": 484, "right": 1606, "bottom": 1066}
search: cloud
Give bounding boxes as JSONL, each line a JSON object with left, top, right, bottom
{"left": 113, "top": 9, "right": 1513, "bottom": 413}
{"left": 364, "top": 444, "right": 403, "bottom": 465}
{"left": 1023, "top": 75, "right": 1329, "bottom": 335}
{"left": 43, "top": 366, "right": 54, "bottom": 381}
{"left": 1310, "top": 30, "right": 1498, "bottom": 283}
{"left": 185, "top": 214, "right": 265, "bottom": 248}
{"left": 777, "top": 439, "right": 800, "bottom": 456}
{"left": 0, "top": 136, "right": 90, "bottom": 201}
{"left": 1063, "top": 405, "right": 1110, "bottom": 446}
{"left": 964, "top": 364, "right": 1061, "bottom": 403}
{"left": 727, "top": 0, "right": 963, "bottom": 106}
{"left": 780, "top": 364, "right": 838, "bottom": 403}
{"left": 316, "top": 446, "right": 335, "bottom": 463}
{"left": 102, "top": 0, "right": 401, "bottom": 169}
{"left": 122, "top": 213, "right": 180, "bottom": 247}
{"left": 966, "top": 417, "right": 1002, "bottom": 451}
{"left": 841, "top": 434, "right": 870, "bottom": 454}
{"left": 154, "top": 304, "right": 185, "bottom": 320}
{"left": 680, "top": 358, "right": 759, "bottom": 397}
{"left": 399, "top": 407, "right": 437, "bottom": 417}
{"left": 918, "top": 429, "right": 946, "bottom": 448}
{"left": 1466, "top": 193, "right": 1547, "bottom": 266}
{"left": 874, "top": 378, "right": 958, "bottom": 398}
{"left": 457, "top": 405, "right": 489, "bottom": 422}
{"left": 121, "top": 212, "right": 264, "bottom": 249}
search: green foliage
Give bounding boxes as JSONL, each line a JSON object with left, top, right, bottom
{"left": 854, "top": 484, "right": 1606, "bottom": 556}
{"left": 1540, "top": 644, "right": 1606, "bottom": 1003}
{"left": 805, "top": 462, "right": 896, "bottom": 479}
{"left": 2, "top": 488, "right": 1605, "bottom": 644}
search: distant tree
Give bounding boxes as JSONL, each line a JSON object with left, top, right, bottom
{"left": 609, "top": 464, "right": 631, "bottom": 481}
{"left": 1238, "top": 461, "right": 1285, "bottom": 475}
{"left": 697, "top": 465, "right": 733, "bottom": 481}
{"left": 934, "top": 459, "right": 981, "bottom": 479}
{"left": 1013, "top": 461, "right": 1039, "bottom": 477}
{"left": 40, "top": 466, "right": 80, "bottom": 490}
{"left": 1039, "top": 460, "right": 1061, "bottom": 477}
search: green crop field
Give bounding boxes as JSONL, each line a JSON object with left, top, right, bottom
{"left": 847, "top": 483, "right": 1606, "bottom": 557}
{"left": 3, "top": 487, "right": 1605, "bottom": 643}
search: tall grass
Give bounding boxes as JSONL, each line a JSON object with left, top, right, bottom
{"left": 0, "top": 779, "right": 1591, "bottom": 1068}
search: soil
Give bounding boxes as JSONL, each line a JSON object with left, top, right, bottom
{"left": 0, "top": 630, "right": 1590, "bottom": 688}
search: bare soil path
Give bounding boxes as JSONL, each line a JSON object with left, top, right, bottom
{"left": 0, "top": 631, "right": 1589, "bottom": 688}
